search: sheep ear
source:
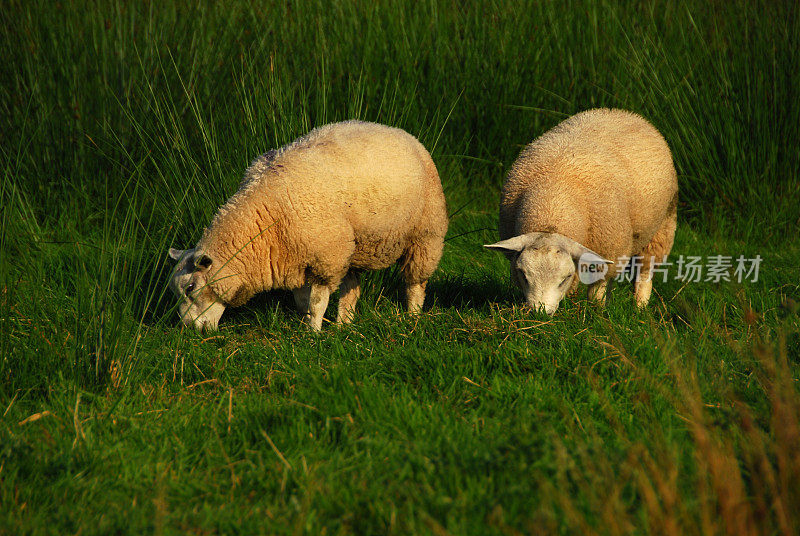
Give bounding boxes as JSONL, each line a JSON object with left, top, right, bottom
{"left": 578, "top": 250, "right": 613, "bottom": 265}
{"left": 484, "top": 233, "right": 545, "bottom": 253}
{"left": 168, "top": 248, "right": 187, "bottom": 261}
{"left": 194, "top": 254, "right": 213, "bottom": 271}
{"left": 553, "top": 235, "right": 613, "bottom": 265}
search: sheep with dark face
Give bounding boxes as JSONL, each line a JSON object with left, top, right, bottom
{"left": 168, "top": 120, "right": 448, "bottom": 331}
{"left": 486, "top": 108, "right": 678, "bottom": 314}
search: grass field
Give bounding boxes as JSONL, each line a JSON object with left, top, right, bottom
{"left": 1, "top": 0, "right": 799, "bottom": 534}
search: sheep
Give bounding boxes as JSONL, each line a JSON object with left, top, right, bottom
{"left": 485, "top": 108, "right": 678, "bottom": 315}
{"left": 168, "top": 120, "right": 448, "bottom": 331}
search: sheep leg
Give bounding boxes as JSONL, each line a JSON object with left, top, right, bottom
{"left": 406, "top": 280, "right": 428, "bottom": 314}
{"left": 635, "top": 210, "right": 677, "bottom": 308}
{"left": 336, "top": 270, "right": 361, "bottom": 324}
{"left": 293, "top": 283, "right": 331, "bottom": 331}
{"left": 401, "top": 232, "right": 444, "bottom": 314}
{"left": 588, "top": 278, "right": 610, "bottom": 305}
{"left": 307, "top": 284, "right": 331, "bottom": 331}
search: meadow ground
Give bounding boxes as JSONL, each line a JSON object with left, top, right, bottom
{"left": 1, "top": 1, "right": 799, "bottom": 534}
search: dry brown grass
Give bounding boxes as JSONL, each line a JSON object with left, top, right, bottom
{"left": 546, "top": 331, "right": 799, "bottom": 535}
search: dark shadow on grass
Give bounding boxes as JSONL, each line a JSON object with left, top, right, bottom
{"left": 356, "top": 268, "right": 515, "bottom": 313}
{"left": 222, "top": 289, "right": 296, "bottom": 327}
{"left": 426, "top": 273, "right": 514, "bottom": 310}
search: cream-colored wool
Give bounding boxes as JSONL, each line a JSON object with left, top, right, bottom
{"left": 169, "top": 120, "right": 448, "bottom": 331}
{"left": 486, "top": 108, "right": 678, "bottom": 314}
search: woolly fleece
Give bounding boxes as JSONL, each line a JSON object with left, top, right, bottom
{"left": 186, "top": 120, "right": 448, "bottom": 328}
{"left": 498, "top": 108, "right": 678, "bottom": 305}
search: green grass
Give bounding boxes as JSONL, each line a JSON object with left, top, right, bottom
{"left": 1, "top": 0, "right": 799, "bottom": 534}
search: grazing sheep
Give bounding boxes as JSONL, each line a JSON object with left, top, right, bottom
{"left": 168, "top": 120, "right": 448, "bottom": 331}
{"left": 485, "top": 108, "right": 678, "bottom": 314}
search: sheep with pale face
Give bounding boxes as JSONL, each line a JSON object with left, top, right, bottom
{"left": 486, "top": 108, "right": 678, "bottom": 315}
{"left": 486, "top": 232, "right": 611, "bottom": 315}
{"left": 167, "top": 248, "right": 227, "bottom": 331}
{"left": 167, "top": 120, "right": 448, "bottom": 331}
